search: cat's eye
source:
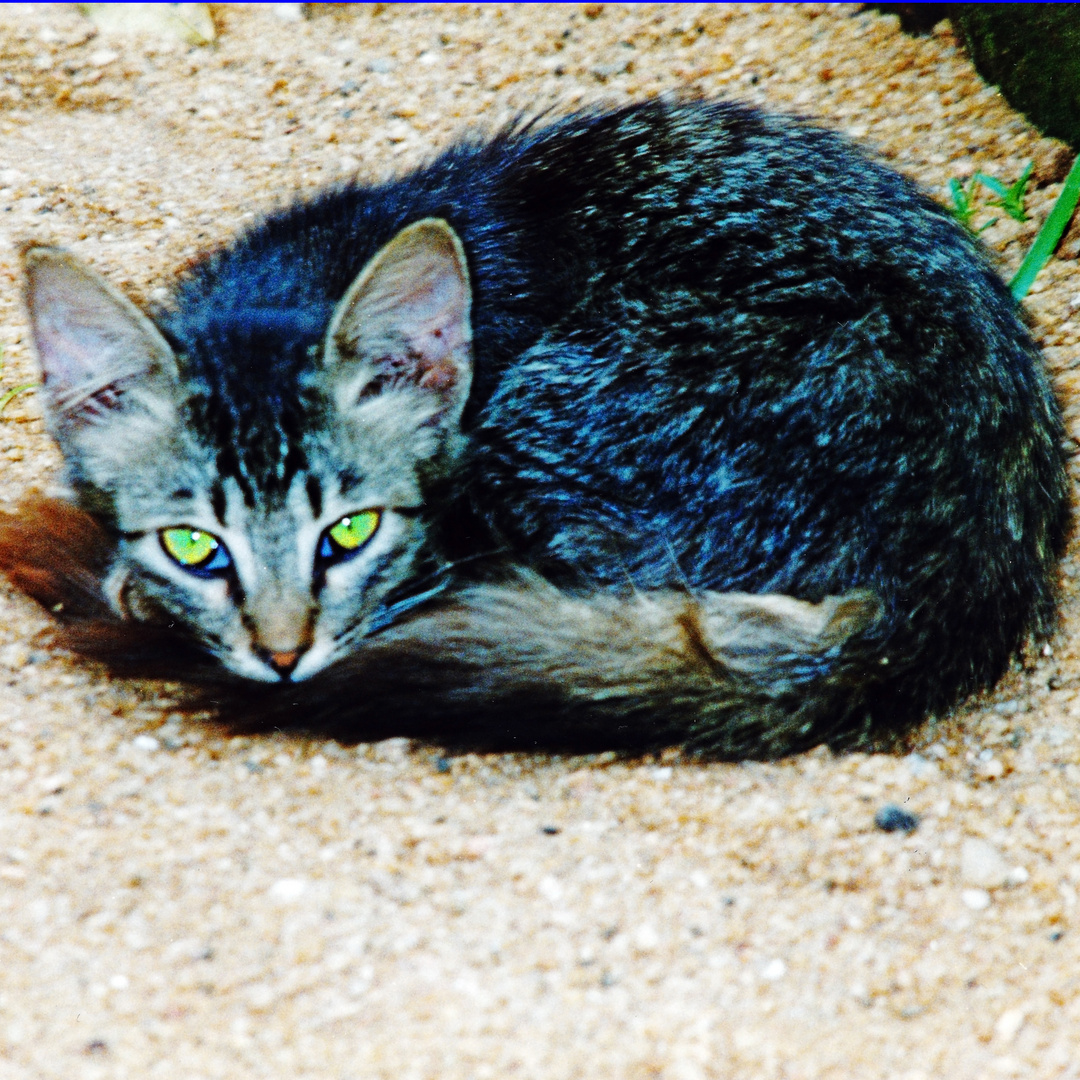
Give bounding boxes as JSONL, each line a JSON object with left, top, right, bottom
{"left": 160, "top": 527, "right": 231, "bottom": 576}
{"left": 319, "top": 510, "right": 381, "bottom": 563}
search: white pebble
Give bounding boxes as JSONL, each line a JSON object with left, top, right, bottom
{"left": 132, "top": 734, "right": 160, "bottom": 753}
{"left": 961, "top": 888, "right": 992, "bottom": 911}
{"left": 961, "top": 838, "right": 1010, "bottom": 889}
{"left": 372, "top": 737, "right": 410, "bottom": 764}
{"left": 633, "top": 924, "right": 660, "bottom": 951}
{"left": 994, "top": 1006, "right": 1027, "bottom": 1044}
{"left": 761, "top": 958, "right": 787, "bottom": 981}
{"left": 1006, "top": 866, "right": 1029, "bottom": 886}
{"left": 538, "top": 875, "right": 563, "bottom": 902}
{"left": 35, "top": 772, "right": 73, "bottom": 795}
{"left": 269, "top": 878, "right": 307, "bottom": 902}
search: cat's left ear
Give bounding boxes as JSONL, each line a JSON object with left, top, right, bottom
{"left": 323, "top": 218, "right": 473, "bottom": 429}
{"left": 23, "top": 246, "right": 182, "bottom": 492}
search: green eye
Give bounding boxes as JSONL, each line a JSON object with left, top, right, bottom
{"left": 327, "top": 510, "right": 381, "bottom": 553}
{"left": 160, "top": 527, "right": 228, "bottom": 573}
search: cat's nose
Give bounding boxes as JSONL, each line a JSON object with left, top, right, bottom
{"left": 246, "top": 594, "right": 314, "bottom": 679}
{"left": 262, "top": 649, "right": 302, "bottom": 678}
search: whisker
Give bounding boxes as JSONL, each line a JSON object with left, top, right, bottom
{"left": 365, "top": 579, "right": 453, "bottom": 635}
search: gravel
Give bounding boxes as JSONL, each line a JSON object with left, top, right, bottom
{"left": 0, "top": 5, "right": 1079, "bottom": 1078}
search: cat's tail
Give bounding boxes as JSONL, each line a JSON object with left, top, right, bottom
{"left": 304, "top": 573, "right": 886, "bottom": 757}
{"left": 0, "top": 492, "right": 214, "bottom": 677}
{"left": 0, "top": 494, "right": 885, "bottom": 757}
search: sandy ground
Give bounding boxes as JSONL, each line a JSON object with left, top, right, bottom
{"left": 0, "top": 4, "right": 1079, "bottom": 1078}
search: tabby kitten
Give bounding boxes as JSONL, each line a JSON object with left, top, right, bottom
{"left": 5, "top": 99, "right": 1069, "bottom": 757}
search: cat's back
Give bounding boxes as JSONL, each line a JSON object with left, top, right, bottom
{"left": 159, "top": 97, "right": 1019, "bottom": 394}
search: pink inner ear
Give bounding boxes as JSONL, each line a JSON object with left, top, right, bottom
{"left": 418, "top": 358, "right": 460, "bottom": 393}
{"left": 328, "top": 219, "right": 474, "bottom": 414}
{"left": 25, "top": 249, "right": 176, "bottom": 414}
{"left": 396, "top": 264, "right": 470, "bottom": 361}
{"left": 36, "top": 318, "right": 117, "bottom": 394}
{"left": 31, "top": 272, "right": 113, "bottom": 393}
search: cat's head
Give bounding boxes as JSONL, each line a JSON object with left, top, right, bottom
{"left": 23, "top": 219, "right": 473, "bottom": 683}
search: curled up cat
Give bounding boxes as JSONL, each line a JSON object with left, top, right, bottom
{"left": 0, "top": 98, "right": 1069, "bottom": 757}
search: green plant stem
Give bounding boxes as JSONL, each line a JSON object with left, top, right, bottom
{"left": 0, "top": 384, "right": 34, "bottom": 413}
{"left": 1011, "top": 154, "right": 1080, "bottom": 301}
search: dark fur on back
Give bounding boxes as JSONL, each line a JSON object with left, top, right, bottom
{"left": 4, "top": 98, "right": 1070, "bottom": 756}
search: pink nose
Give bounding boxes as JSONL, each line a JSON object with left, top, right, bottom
{"left": 267, "top": 650, "right": 300, "bottom": 677}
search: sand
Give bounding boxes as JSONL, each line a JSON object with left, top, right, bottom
{"left": 0, "top": 4, "right": 1079, "bottom": 1078}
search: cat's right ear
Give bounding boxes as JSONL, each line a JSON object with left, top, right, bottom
{"left": 321, "top": 218, "right": 473, "bottom": 433}
{"left": 23, "top": 247, "right": 181, "bottom": 480}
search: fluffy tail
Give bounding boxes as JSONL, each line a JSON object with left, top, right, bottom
{"left": 326, "top": 575, "right": 883, "bottom": 756}
{"left": 0, "top": 494, "right": 883, "bottom": 757}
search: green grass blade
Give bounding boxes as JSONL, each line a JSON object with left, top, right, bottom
{"left": 973, "top": 171, "right": 1007, "bottom": 198}
{"left": 1010, "top": 153, "right": 1080, "bottom": 302}
{"left": 0, "top": 383, "right": 34, "bottom": 414}
{"left": 948, "top": 177, "right": 971, "bottom": 225}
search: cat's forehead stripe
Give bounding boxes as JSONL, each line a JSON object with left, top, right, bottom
{"left": 210, "top": 480, "right": 227, "bottom": 526}
{"left": 202, "top": 404, "right": 308, "bottom": 505}
{"left": 305, "top": 474, "right": 322, "bottom": 519}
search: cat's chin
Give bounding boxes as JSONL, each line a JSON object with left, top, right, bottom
{"left": 289, "top": 641, "right": 336, "bottom": 683}
{"left": 220, "top": 641, "right": 337, "bottom": 684}
{"left": 225, "top": 657, "right": 291, "bottom": 684}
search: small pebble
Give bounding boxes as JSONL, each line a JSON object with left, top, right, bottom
{"left": 874, "top": 804, "right": 919, "bottom": 833}
{"left": 761, "top": 958, "right": 787, "bottom": 981}
{"left": 269, "top": 878, "right": 307, "bottom": 902}
{"left": 132, "top": 735, "right": 160, "bottom": 753}
{"left": 962, "top": 888, "right": 992, "bottom": 911}
{"left": 36, "top": 772, "right": 72, "bottom": 795}
{"left": 633, "top": 924, "right": 660, "bottom": 951}
{"left": 906, "top": 753, "right": 937, "bottom": 778}
{"left": 975, "top": 757, "right": 1005, "bottom": 781}
{"left": 994, "top": 1006, "right": 1027, "bottom": 1044}
{"left": 961, "top": 838, "right": 1011, "bottom": 889}
{"left": 538, "top": 876, "right": 563, "bottom": 902}
{"left": 88, "top": 49, "right": 120, "bottom": 68}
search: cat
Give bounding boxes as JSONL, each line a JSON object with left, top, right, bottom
{"left": 1, "top": 97, "right": 1069, "bottom": 757}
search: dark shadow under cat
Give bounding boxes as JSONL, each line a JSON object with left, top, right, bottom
{"left": 0, "top": 98, "right": 1070, "bottom": 759}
